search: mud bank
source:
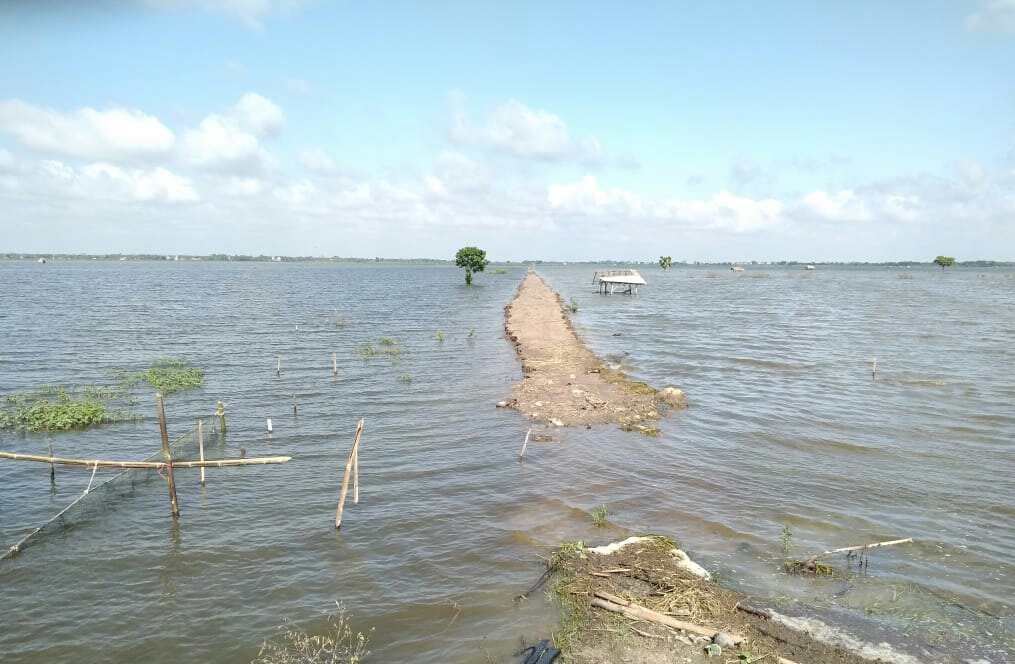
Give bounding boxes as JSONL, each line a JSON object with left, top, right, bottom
{"left": 503, "top": 271, "right": 683, "bottom": 430}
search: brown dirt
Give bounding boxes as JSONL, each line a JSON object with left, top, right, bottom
{"left": 503, "top": 271, "right": 683, "bottom": 431}
{"left": 550, "top": 538, "right": 885, "bottom": 664}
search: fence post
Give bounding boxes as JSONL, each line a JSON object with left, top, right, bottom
{"left": 156, "top": 393, "right": 181, "bottom": 518}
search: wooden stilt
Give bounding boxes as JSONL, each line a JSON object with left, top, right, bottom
{"left": 198, "top": 419, "right": 206, "bottom": 486}
{"left": 155, "top": 393, "right": 180, "bottom": 519}
{"left": 217, "top": 401, "right": 226, "bottom": 434}
{"left": 335, "top": 419, "right": 364, "bottom": 529}
{"left": 48, "top": 439, "right": 55, "bottom": 483}
{"left": 333, "top": 352, "right": 338, "bottom": 376}
{"left": 519, "top": 428, "right": 531, "bottom": 460}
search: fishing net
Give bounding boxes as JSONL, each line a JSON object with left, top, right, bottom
{"left": 1, "top": 417, "right": 219, "bottom": 560}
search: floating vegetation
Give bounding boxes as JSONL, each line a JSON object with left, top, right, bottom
{"left": 109, "top": 358, "right": 204, "bottom": 395}
{"left": 357, "top": 345, "right": 378, "bottom": 361}
{"left": 565, "top": 297, "right": 579, "bottom": 313}
{"left": 599, "top": 366, "right": 657, "bottom": 395}
{"left": 378, "top": 337, "right": 395, "bottom": 347}
{"left": 398, "top": 374, "right": 413, "bottom": 384}
{"left": 491, "top": 268, "right": 508, "bottom": 274}
{"left": 1, "top": 358, "right": 205, "bottom": 433}
{"left": 620, "top": 422, "right": 661, "bottom": 437}
{"left": 783, "top": 559, "right": 836, "bottom": 576}
{"left": 591, "top": 504, "right": 610, "bottom": 527}
{"left": 467, "top": 328, "right": 476, "bottom": 340}
{"left": 781, "top": 522, "right": 793, "bottom": 555}
{"left": 253, "top": 603, "right": 372, "bottom": 664}
{"left": 435, "top": 330, "right": 445, "bottom": 343}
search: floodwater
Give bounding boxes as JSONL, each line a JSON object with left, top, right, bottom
{"left": 0, "top": 261, "right": 1012, "bottom": 663}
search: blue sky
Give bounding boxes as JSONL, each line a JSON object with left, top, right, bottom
{"left": 1, "top": 1, "right": 1013, "bottom": 261}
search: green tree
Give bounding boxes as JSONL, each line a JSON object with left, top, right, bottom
{"left": 659, "top": 256, "right": 672, "bottom": 270}
{"left": 933, "top": 255, "right": 955, "bottom": 269}
{"left": 455, "top": 246, "right": 489, "bottom": 285}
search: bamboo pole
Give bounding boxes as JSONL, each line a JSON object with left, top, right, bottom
{"left": 352, "top": 438, "right": 360, "bottom": 505}
{"left": 806, "top": 537, "right": 913, "bottom": 565}
{"left": 519, "top": 428, "right": 531, "bottom": 460}
{"left": 217, "top": 401, "right": 226, "bottom": 434}
{"left": 592, "top": 591, "right": 744, "bottom": 643}
{"left": 48, "top": 438, "right": 55, "bottom": 483}
{"left": 156, "top": 393, "right": 180, "bottom": 519}
{"left": 198, "top": 419, "right": 206, "bottom": 486}
{"left": 0, "top": 451, "right": 291, "bottom": 468}
{"left": 333, "top": 352, "right": 338, "bottom": 376}
{"left": 276, "top": 356, "right": 281, "bottom": 377}
{"left": 335, "top": 419, "right": 364, "bottom": 529}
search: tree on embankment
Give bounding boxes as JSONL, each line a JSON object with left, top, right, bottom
{"left": 933, "top": 255, "right": 955, "bottom": 269}
{"left": 455, "top": 246, "right": 489, "bottom": 285}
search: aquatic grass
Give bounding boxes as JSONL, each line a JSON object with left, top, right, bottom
{"left": 140, "top": 365, "right": 204, "bottom": 394}
{"left": 781, "top": 522, "right": 793, "bottom": 554}
{"left": 565, "top": 297, "right": 579, "bottom": 313}
{"left": 357, "top": 345, "right": 378, "bottom": 361}
{"left": 378, "top": 337, "right": 396, "bottom": 347}
{"left": 491, "top": 268, "right": 508, "bottom": 274}
{"left": 599, "top": 366, "right": 656, "bottom": 395}
{"left": 435, "top": 330, "right": 444, "bottom": 342}
{"left": 253, "top": 603, "right": 372, "bottom": 664}
{"left": 398, "top": 374, "right": 413, "bottom": 384}
{"left": 591, "top": 504, "right": 609, "bottom": 527}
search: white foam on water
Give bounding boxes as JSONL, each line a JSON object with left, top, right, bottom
{"left": 771, "top": 611, "right": 924, "bottom": 664}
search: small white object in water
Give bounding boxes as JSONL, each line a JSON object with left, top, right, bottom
{"left": 266, "top": 418, "right": 273, "bottom": 433}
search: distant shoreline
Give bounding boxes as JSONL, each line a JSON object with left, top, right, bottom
{"left": 2, "top": 254, "right": 1011, "bottom": 268}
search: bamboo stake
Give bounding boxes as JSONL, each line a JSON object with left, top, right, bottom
{"left": 591, "top": 591, "right": 744, "bottom": 643}
{"left": 198, "top": 419, "right": 206, "bottom": 486}
{"left": 217, "top": 401, "right": 226, "bottom": 434}
{"left": 156, "top": 393, "right": 180, "bottom": 519}
{"left": 0, "top": 451, "right": 291, "bottom": 468}
{"left": 276, "top": 356, "right": 281, "bottom": 377}
{"left": 335, "top": 419, "right": 364, "bottom": 529}
{"left": 519, "top": 428, "right": 531, "bottom": 460}
{"left": 48, "top": 438, "right": 55, "bottom": 483}
{"left": 333, "top": 352, "right": 338, "bottom": 376}
{"left": 352, "top": 439, "right": 360, "bottom": 505}
{"left": 806, "top": 537, "right": 913, "bottom": 565}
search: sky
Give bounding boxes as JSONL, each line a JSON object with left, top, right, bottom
{"left": 1, "top": 1, "right": 1013, "bottom": 262}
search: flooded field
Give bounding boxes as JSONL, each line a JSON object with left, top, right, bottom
{"left": 1, "top": 261, "right": 1012, "bottom": 663}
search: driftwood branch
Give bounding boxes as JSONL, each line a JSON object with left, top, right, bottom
{"left": 0, "top": 451, "right": 291, "bottom": 468}
{"left": 798, "top": 538, "right": 914, "bottom": 571}
{"left": 591, "top": 591, "right": 744, "bottom": 643}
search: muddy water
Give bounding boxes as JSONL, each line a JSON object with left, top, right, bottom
{"left": 0, "top": 261, "right": 1012, "bottom": 663}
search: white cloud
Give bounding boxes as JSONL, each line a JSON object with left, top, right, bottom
{"left": 297, "top": 148, "right": 337, "bottom": 173}
{"left": 10, "top": 159, "right": 198, "bottom": 203}
{"left": 548, "top": 176, "right": 784, "bottom": 233}
{"left": 434, "top": 151, "right": 489, "bottom": 191}
{"left": 966, "top": 0, "right": 1015, "bottom": 32}
{"left": 730, "top": 158, "right": 767, "bottom": 187}
{"left": 450, "top": 93, "right": 606, "bottom": 165}
{"left": 180, "top": 94, "right": 283, "bottom": 172}
{"left": 796, "top": 189, "right": 872, "bottom": 223}
{"left": 0, "top": 99, "right": 175, "bottom": 160}
{"left": 232, "top": 93, "right": 285, "bottom": 136}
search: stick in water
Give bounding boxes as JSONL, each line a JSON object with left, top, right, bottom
{"left": 519, "top": 428, "right": 531, "bottom": 460}
{"left": 198, "top": 419, "right": 205, "bottom": 486}
{"left": 335, "top": 419, "right": 365, "bottom": 529}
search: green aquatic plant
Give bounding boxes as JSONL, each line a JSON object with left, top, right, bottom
{"left": 781, "top": 522, "right": 793, "bottom": 554}
{"left": 398, "top": 374, "right": 412, "bottom": 384}
{"left": 435, "top": 330, "right": 444, "bottom": 343}
{"left": 565, "top": 297, "right": 579, "bottom": 313}
{"left": 378, "top": 337, "right": 396, "bottom": 347}
{"left": 357, "top": 345, "right": 377, "bottom": 361}
{"left": 490, "top": 268, "right": 508, "bottom": 274}
{"left": 591, "top": 504, "right": 609, "bottom": 527}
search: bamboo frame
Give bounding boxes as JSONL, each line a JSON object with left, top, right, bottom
{"left": 0, "top": 451, "right": 291, "bottom": 468}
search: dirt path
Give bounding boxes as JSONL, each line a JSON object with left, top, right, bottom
{"left": 503, "top": 271, "right": 683, "bottom": 430}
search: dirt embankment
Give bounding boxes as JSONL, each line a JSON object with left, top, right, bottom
{"left": 503, "top": 271, "right": 683, "bottom": 431}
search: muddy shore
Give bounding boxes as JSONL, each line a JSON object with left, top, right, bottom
{"left": 503, "top": 271, "right": 683, "bottom": 431}
{"left": 503, "top": 272, "right": 928, "bottom": 664}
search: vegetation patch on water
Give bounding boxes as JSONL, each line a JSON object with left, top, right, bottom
{"left": 1, "top": 358, "right": 204, "bottom": 433}
{"left": 598, "top": 365, "right": 657, "bottom": 396}
{"left": 118, "top": 359, "right": 204, "bottom": 395}
{"left": 254, "top": 603, "right": 372, "bottom": 664}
